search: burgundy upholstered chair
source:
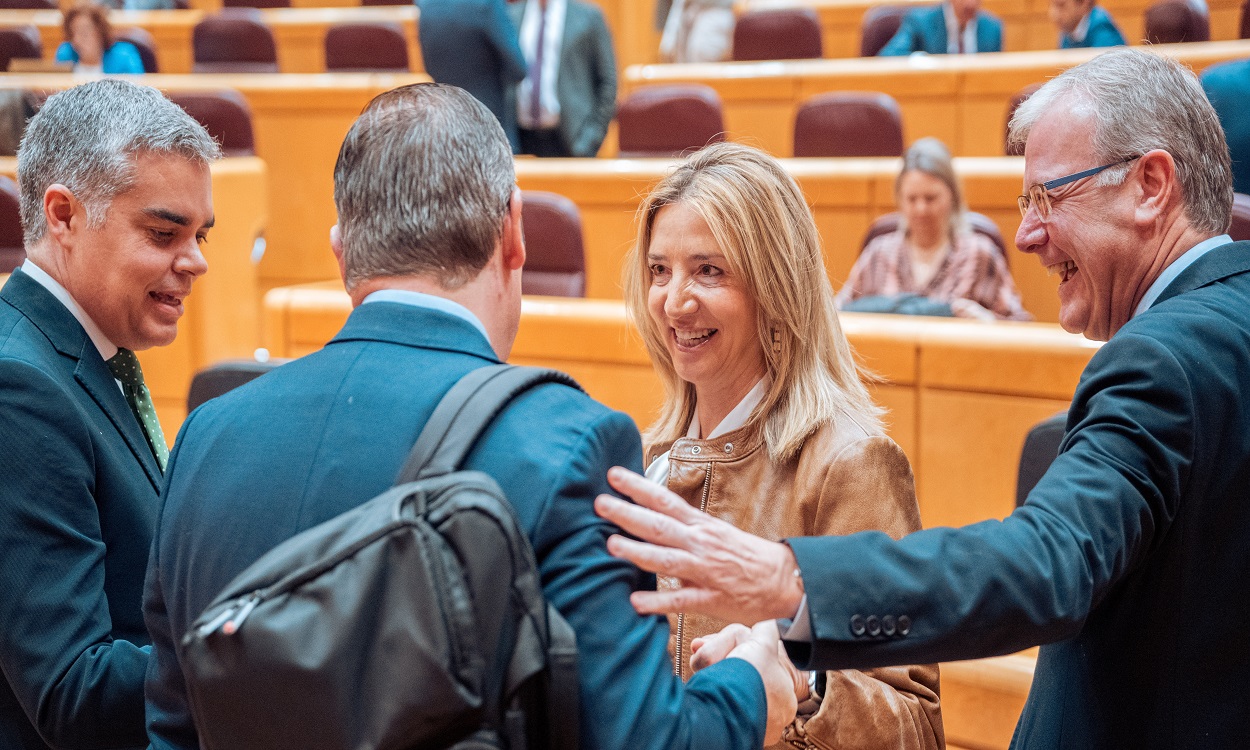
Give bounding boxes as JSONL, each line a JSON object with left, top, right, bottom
{"left": 1229, "top": 193, "right": 1250, "bottom": 242}
{"left": 222, "top": 0, "right": 290, "bottom": 9}
{"left": 732, "top": 8, "right": 823, "bottom": 61}
{"left": 0, "top": 26, "right": 42, "bottom": 72}
{"left": 861, "top": 211, "right": 1010, "bottom": 263}
{"left": 1003, "top": 83, "right": 1042, "bottom": 156}
{"left": 1144, "top": 0, "right": 1210, "bottom": 43}
{"left": 616, "top": 84, "right": 726, "bottom": 158}
{"left": 168, "top": 90, "right": 256, "bottom": 157}
{"left": 792, "top": 92, "right": 904, "bottom": 157}
{"left": 117, "top": 27, "right": 159, "bottom": 73}
{"left": 193, "top": 11, "right": 279, "bottom": 73}
{"left": 860, "top": 5, "right": 916, "bottom": 56}
{"left": 324, "top": 23, "right": 409, "bottom": 72}
{"left": 519, "top": 191, "right": 587, "bottom": 298}
{"left": 0, "top": 0, "right": 56, "bottom": 9}
{"left": 1240, "top": 0, "right": 1250, "bottom": 37}
{"left": 0, "top": 176, "right": 24, "bottom": 274}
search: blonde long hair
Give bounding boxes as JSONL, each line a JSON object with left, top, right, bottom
{"left": 624, "top": 143, "right": 882, "bottom": 462}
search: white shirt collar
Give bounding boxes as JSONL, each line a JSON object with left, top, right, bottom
{"left": 686, "top": 375, "right": 771, "bottom": 440}
{"left": 361, "top": 288, "right": 491, "bottom": 343}
{"left": 20, "top": 258, "right": 118, "bottom": 361}
{"left": 944, "top": 2, "right": 978, "bottom": 53}
{"left": 1069, "top": 9, "right": 1092, "bottom": 43}
{"left": 1132, "top": 234, "right": 1232, "bottom": 319}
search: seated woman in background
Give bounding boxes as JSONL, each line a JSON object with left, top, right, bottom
{"left": 837, "top": 137, "right": 1031, "bottom": 320}
{"left": 625, "top": 142, "right": 944, "bottom": 749}
{"left": 56, "top": 3, "right": 145, "bottom": 75}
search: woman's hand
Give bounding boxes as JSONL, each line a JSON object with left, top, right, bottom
{"left": 951, "top": 298, "right": 997, "bottom": 321}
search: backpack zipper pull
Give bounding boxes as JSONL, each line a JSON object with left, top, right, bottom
{"left": 222, "top": 593, "right": 262, "bottom": 636}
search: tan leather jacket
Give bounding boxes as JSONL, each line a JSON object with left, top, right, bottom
{"left": 648, "top": 413, "right": 945, "bottom": 750}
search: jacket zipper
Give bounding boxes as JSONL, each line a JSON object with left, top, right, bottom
{"left": 674, "top": 461, "right": 713, "bottom": 679}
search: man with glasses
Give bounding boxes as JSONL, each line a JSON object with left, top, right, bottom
{"left": 593, "top": 47, "right": 1249, "bottom": 747}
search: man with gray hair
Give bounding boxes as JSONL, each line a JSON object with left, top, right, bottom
{"left": 595, "top": 47, "right": 1250, "bottom": 747}
{"left": 0, "top": 79, "right": 218, "bottom": 749}
{"left": 144, "top": 82, "right": 795, "bottom": 750}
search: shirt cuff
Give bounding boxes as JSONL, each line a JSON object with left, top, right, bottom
{"left": 777, "top": 594, "right": 811, "bottom": 641}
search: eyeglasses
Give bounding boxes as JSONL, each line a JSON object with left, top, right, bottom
{"left": 1016, "top": 156, "right": 1140, "bottom": 220}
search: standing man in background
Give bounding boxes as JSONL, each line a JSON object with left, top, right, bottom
{"left": 1049, "top": 0, "right": 1126, "bottom": 48}
{"left": 0, "top": 79, "right": 217, "bottom": 750}
{"left": 879, "top": 0, "right": 1004, "bottom": 55}
{"left": 510, "top": 0, "right": 618, "bottom": 158}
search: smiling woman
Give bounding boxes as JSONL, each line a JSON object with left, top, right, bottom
{"left": 621, "top": 142, "right": 945, "bottom": 750}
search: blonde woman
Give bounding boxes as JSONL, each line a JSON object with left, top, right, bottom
{"left": 624, "top": 142, "right": 944, "bottom": 749}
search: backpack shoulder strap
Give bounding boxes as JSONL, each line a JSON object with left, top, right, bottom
{"left": 396, "top": 365, "right": 582, "bottom": 483}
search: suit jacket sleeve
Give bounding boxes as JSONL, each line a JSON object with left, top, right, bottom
{"left": 0, "top": 359, "right": 149, "bottom": 749}
{"left": 878, "top": 15, "right": 920, "bottom": 56}
{"left": 787, "top": 437, "right": 943, "bottom": 750}
{"left": 978, "top": 13, "right": 1004, "bottom": 52}
{"left": 530, "top": 408, "right": 767, "bottom": 750}
{"left": 784, "top": 332, "right": 1192, "bottom": 670}
{"left": 488, "top": 0, "right": 528, "bottom": 83}
{"left": 1085, "top": 13, "right": 1127, "bottom": 47}
{"left": 571, "top": 5, "right": 618, "bottom": 158}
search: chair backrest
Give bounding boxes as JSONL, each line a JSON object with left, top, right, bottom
{"left": 1229, "top": 193, "right": 1250, "bottom": 242}
{"left": 0, "top": 26, "right": 42, "bottom": 72}
{"left": 1016, "top": 410, "right": 1068, "bottom": 507}
{"left": 520, "top": 191, "right": 587, "bottom": 298}
{"left": 360, "top": 0, "right": 409, "bottom": 5}
{"left": 1003, "top": 83, "right": 1042, "bottom": 156}
{"left": 1145, "top": 0, "right": 1210, "bottom": 43}
{"left": 861, "top": 210, "right": 1010, "bottom": 261}
{"left": 223, "top": 0, "right": 290, "bottom": 9}
{"left": 187, "top": 359, "right": 286, "bottom": 413}
{"left": 192, "top": 11, "right": 279, "bottom": 73}
{"left": 617, "top": 84, "right": 726, "bottom": 158}
{"left": 167, "top": 90, "right": 256, "bottom": 157}
{"left": 117, "top": 27, "right": 159, "bottom": 73}
{"left": 732, "top": 8, "right": 823, "bottom": 61}
{"left": 1241, "top": 0, "right": 1250, "bottom": 37}
{"left": 0, "top": 0, "right": 56, "bottom": 9}
{"left": 324, "top": 22, "right": 409, "bottom": 72}
{"left": 0, "top": 175, "right": 23, "bottom": 274}
{"left": 860, "top": 5, "right": 914, "bottom": 56}
{"left": 793, "top": 92, "right": 904, "bottom": 157}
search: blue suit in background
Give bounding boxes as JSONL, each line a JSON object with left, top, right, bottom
{"left": 785, "top": 242, "right": 1250, "bottom": 748}
{"left": 1059, "top": 6, "right": 1126, "bottom": 48}
{"left": 144, "top": 301, "right": 767, "bottom": 750}
{"left": 0, "top": 269, "right": 156, "bottom": 750}
{"left": 878, "top": 4, "right": 1003, "bottom": 55}
{"left": 54, "top": 40, "right": 145, "bottom": 74}
{"left": 417, "top": 0, "right": 528, "bottom": 151}
{"left": 1202, "top": 58, "right": 1250, "bottom": 195}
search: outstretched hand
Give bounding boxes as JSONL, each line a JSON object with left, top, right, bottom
{"left": 690, "top": 620, "right": 799, "bottom": 746}
{"left": 594, "top": 466, "right": 805, "bottom": 624}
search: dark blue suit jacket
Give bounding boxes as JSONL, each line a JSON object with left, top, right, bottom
{"left": 144, "top": 301, "right": 766, "bottom": 750}
{"left": 784, "top": 242, "right": 1250, "bottom": 748}
{"left": 1059, "top": 6, "right": 1126, "bottom": 48}
{"left": 878, "top": 4, "right": 1003, "bottom": 55}
{"left": 418, "top": 0, "right": 529, "bottom": 151}
{"left": 0, "top": 269, "right": 157, "bottom": 750}
{"left": 1202, "top": 59, "right": 1250, "bottom": 196}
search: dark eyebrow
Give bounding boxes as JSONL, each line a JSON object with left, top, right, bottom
{"left": 143, "top": 208, "right": 215, "bottom": 230}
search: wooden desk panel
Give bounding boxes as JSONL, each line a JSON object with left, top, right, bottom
{"left": 623, "top": 41, "right": 1250, "bottom": 156}
{"left": 11, "top": 7, "right": 421, "bottom": 75}
{"left": 0, "top": 156, "right": 268, "bottom": 436}
{"left": 940, "top": 651, "right": 1036, "bottom": 750}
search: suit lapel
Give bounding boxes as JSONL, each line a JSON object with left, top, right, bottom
{"left": 1153, "top": 241, "right": 1250, "bottom": 308}
{"left": 2, "top": 270, "right": 162, "bottom": 490}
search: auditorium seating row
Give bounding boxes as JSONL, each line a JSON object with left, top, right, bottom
{"left": 0, "top": 6, "right": 420, "bottom": 74}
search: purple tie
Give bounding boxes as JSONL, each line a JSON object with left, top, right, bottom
{"left": 530, "top": 0, "right": 546, "bottom": 121}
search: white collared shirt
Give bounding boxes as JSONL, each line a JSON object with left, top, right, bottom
{"left": 1132, "top": 234, "right": 1232, "bottom": 319}
{"left": 21, "top": 259, "right": 118, "bottom": 361}
{"left": 644, "top": 376, "right": 771, "bottom": 485}
{"left": 943, "top": 2, "right": 978, "bottom": 54}
{"left": 1068, "top": 9, "right": 1092, "bottom": 43}
{"left": 518, "top": 0, "right": 567, "bottom": 130}
{"left": 360, "top": 288, "right": 491, "bottom": 344}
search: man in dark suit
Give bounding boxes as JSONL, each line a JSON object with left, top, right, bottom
{"left": 0, "top": 80, "right": 217, "bottom": 750}
{"left": 879, "top": 0, "right": 1003, "bottom": 55}
{"left": 418, "top": 0, "right": 528, "bottom": 152}
{"left": 1050, "top": 0, "right": 1126, "bottom": 48}
{"left": 509, "top": 0, "right": 618, "bottom": 157}
{"left": 597, "top": 48, "right": 1250, "bottom": 748}
{"left": 1201, "top": 58, "right": 1250, "bottom": 195}
{"left": 144, "top": 82, "right": 795, "bottom": 750}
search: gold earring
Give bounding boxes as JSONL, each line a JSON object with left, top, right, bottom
{"left": 771, "top": 328, "right": 782, "bottom": 354}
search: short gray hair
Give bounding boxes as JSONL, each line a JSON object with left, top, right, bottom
{"left": 333, "top": 83, "right": 515, "bottom": 290}
{"left": 18, "top": 79, "right": 221, "bottom": 246}
{"left": 1008, "top": 48, "right": 1232, "bottom": 234}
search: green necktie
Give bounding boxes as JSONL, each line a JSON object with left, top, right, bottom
{"left": 107, "top": 348, "right": 168, "bottom": 472}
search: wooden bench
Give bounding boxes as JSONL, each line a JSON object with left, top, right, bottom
{"left": 622, "top": 40, "right": 1250, "bottom": 156}
{"left": 0, "top": 156, "right": 269, "bottom": 435}
{"left": 4, "top": 6, "right": 422, "bottom": 75}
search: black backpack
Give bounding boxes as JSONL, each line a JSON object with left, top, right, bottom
{"left": 179, "top": 365, "right": 581, "bottom": 750}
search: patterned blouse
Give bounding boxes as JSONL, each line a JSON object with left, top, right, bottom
{"left": 835, "top": 229, "right": 1032, "bottom": 321}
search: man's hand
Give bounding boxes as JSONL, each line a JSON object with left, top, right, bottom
{"left": 594, "top": 466, "right": 805, "bottom": 623}
{"left": 692, "top": 620, "right": 798, "bottom": 746}
{"left": 692, "top": 624, "right": 810, "bottom": 702}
